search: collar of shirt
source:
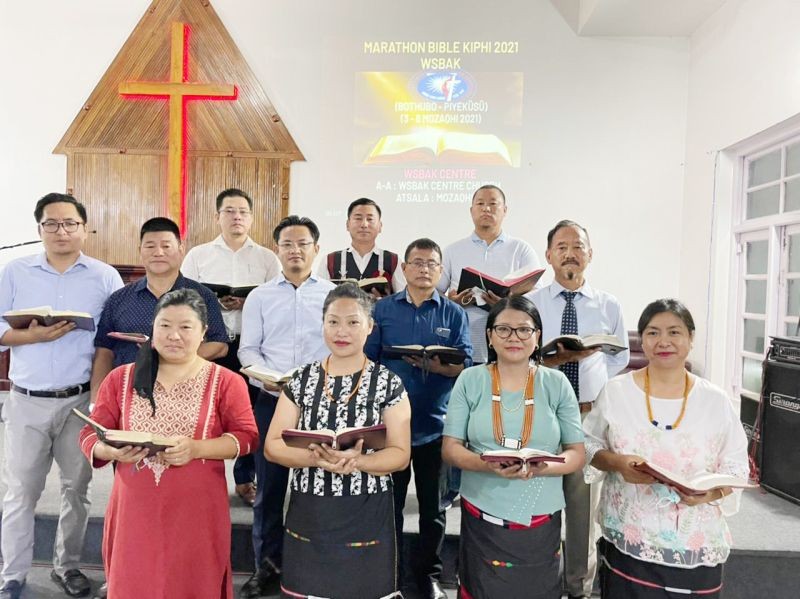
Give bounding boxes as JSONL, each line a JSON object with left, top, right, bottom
{"left": 347, "top": 244, "right": 382, "bottom": 260}
{"left": 133, "top": 273, "right": 190, "bottom": 295}
{"left": 31, "top": 251, "right": 89, "bottom": 275}
{"left": 548, "top": 279, "right": 595, "bottom": 301}
{"left": 276, "top": 271, "right": 323, "bottom": 287}
{"left": 211, "top": 234, "right": 256, "bottom": 252}
{"left": 399, "top": 288, "right": 443, "bottom": 306}
{"left": 469, "top": 230, "right": 509, "bottom": 248}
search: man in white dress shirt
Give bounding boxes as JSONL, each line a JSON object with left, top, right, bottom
{"left": 436, "top": 185, "right": 541, "bottom": 364}
{"left": 316, "top": 197, "right": 405, "bottom": 295}
{"left": 529, "top": 220, "right": 629, "bottom": 599}
{"left": 181, "top": 188, "right": 280, "bottom": 507}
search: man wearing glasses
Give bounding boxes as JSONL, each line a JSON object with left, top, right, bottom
{"left": 365, "top": 239, "right": 472, "bottom": 599}
{"left": 529, "top": 220, "right": 628, "bottom": 599}
{"left": 0, "top": 193, "right": 123, "bottom": 599}
{"left": 181, "top": 189, "right": 280, "bottom": 507}
{"left": 238, "top": 215, "right": 335, "bottom": 598}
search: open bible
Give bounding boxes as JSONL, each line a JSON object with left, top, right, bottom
{"left": 330, "top": 276, "right": 390, "bottom": 296}
{"left": 108, "top": 331, "right": 149, "bottom": 344}
{"left": 281, "top": 424, "right": 387, "bottom": 451}
{"left": 72, "top": 409, "right": 176, "bottom": 457}
{"left": 381, "top": 345, "right": 467, "bottom": 365}
{"left": 3, "top": 306, "right": 95, "bottom": 332}
{"left": 633, "top": 461, "right": 757, "bottom": 496}
{"left": 201, "top": 283, "right": 258, "bottom": 299}
{"left": 364, "top": 131, "right": 514, "bottom": 166}
{"left": 240, "top": 365, "right": 299, "bottom": 386}
{"left": 480, "top": 448, "right": 566, "bottom": 474}
{"left": 541, "top": 334, "right": 626, "bottom": 356}
{"left": 456, "top": 267, "right": 545, "bottom": 310}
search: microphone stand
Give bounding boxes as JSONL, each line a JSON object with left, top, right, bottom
{"left": 0, "top": 240, "right": 41, "bottom": 251}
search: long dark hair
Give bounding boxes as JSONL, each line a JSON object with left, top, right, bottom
{"left": 485, "top": 296, "right": 543, "bottom": 364}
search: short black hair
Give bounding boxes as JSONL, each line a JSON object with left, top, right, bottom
{"left": 140, "top": 217, "right": 181, "bottom": 242}
{"left": 322, "top": 282, "right": 374, "bottom": 319}
{"left": 154, "top": 288, "right": 209, "bottom": 329}
{"left": 471, "top": 184, "right": 506, "bottom": 205}
{"left": 34, "top": 193, "right": 87, "bottom": 224}
{"left": 546, "top": 219, "right": 591, "bottom": 248}
{"left": 637, "top": 298, "right": 696, "bottom": 337}
{"left": 215, "top": 188, "right": 253, "bottom": 211}
{"left": 404, "top": 238, "right": 442, "bottom": 262}
{"left": 272, "top": 214, "right": 320, "bottom": 244}
{"left": 347, "top": 197, "right": 382, "bottom": 218}
{"left": 485, "top": 296, "right": 543, "bottom": 364}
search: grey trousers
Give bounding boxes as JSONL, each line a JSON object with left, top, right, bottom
{"left": 1, "top": 389, "right": 92, "bottom": 584}
{"left": 562, "top": 411, "right": 602, "bottom": 598}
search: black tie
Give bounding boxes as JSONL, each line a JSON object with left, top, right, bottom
{"left": 559, "top": 291, "right": 579, "bottom": 400}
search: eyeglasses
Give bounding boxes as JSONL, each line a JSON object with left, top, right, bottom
{"left": 278, "top": 241, "right": 315, "bottom": 251}
{"left": 406, "top": 260, "right": 441, "bottom": 270}
{"left": 218, "top": 208, "right": 252, "bottom": 217}
{"left": 491, "top": 325, "right": 536, "bottom": 340}
{"left": 39, "top": 220, "right": 83, "bottom": 233}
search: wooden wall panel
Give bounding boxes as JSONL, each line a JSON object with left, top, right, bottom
{"left": 185, "top": 156, "right": 288, "bottom": 251}
{"left": 69, "top": 152, "right": 167, "bottom": 265}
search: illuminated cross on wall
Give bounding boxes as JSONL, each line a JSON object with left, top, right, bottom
{"left": 119, "top": 22, "right": 237, "bottom": 235}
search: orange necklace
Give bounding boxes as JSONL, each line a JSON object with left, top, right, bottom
{"left": 322, "top": 355, "right": 367, "bottom": 404}
{"left": 644, "top": 367, "right": 690, "bottom": 431}
{"left": 490, "top": 364, "right": 536, "bottom": 449}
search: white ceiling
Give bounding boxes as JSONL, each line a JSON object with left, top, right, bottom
{"left": 550, "top": 0, "right": 728, "bottom": 36}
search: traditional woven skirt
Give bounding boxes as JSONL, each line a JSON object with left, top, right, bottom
{"left": 458, "top": 499, "right": 561, "bottom": 599}
{"left": 280, "top": 490, "right": 399, "bottom": 599}
{"left": 598, "top": 537, "right": 723, "bottom": 598}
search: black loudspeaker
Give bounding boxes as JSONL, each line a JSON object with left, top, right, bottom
{"left": 760, "top": 359, "right": 800, "bottom": 505}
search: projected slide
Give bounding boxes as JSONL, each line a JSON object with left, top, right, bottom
{"left": 356, "top": 71, "right": 523, "bottom": 168}
{"left": 352, "top": 41, "right": 523, "bottom": 206}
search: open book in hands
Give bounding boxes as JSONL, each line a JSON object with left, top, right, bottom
{"left": 540, "top": 334, "right": 626, "bottom": 356}
{"left": 331, "top": 276, "right": 390, "bottom": 296}
{"left": 632, "top": 461, "right": 757, "bottom": 496}
{"left": 381, "top": 345, "right": 467, "bottom": 365}
{"left": 72, "top": 409, "right": 176, "bottom": 457}
{"left": 456, "top": 266, "right": 545, "bottom": 309}
{"left": 480, "top": 448, "right": 566, "bottom": 474}
{"left": 281, "top": 424, "right": 387, "bottom": 451}
{"left": 108, "top": 331, "right": 149, "bottom": 344}
{"left": 3, "top": 306, "right": 95, "bottom": 332}
{"left": 240, "top": 365, "right": 299, "bottom": 386}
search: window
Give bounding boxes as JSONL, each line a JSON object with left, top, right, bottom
{"left": 732, "top": 137, "right": 800, "bottom": 401}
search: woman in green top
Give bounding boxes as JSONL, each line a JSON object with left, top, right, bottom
{"left": 442, "top": 296, "right": 585, "bottom": 599}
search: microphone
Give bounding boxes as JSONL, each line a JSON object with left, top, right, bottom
{"left": 0, "top": 240, "right": 43, "bottom": 251}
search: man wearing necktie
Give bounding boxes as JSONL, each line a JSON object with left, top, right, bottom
{"left": 529, "top": 220, "right": 629, "bottom": 599}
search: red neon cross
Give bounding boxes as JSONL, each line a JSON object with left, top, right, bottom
{"left": 119, "top": 22, "right": 237, "bottom": 236}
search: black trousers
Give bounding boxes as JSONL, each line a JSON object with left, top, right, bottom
{"left": 214, "top": 336, "right": 258, "bottom": 485}
{"left": 392, "top": 437, "right": 447, "bottom": 585}
{"left": 252, "top": 391, "right": 290, "bottom": 569}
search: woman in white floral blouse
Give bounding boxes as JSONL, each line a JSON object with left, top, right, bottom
{"left": 583, "top": 298, "right": 749, "bottom": 598}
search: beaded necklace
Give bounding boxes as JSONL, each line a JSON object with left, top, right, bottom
{"left": 644, "top": 367, "right": 690, "bottom": 431}
{"left": 490, "top": 364, "right": 535, "bottom": 449}
{"left": 322, "top": 355, "right": 367, "bottom": 404}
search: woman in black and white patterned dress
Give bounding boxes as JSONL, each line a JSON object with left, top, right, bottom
{"left": 265, "top": 283, "right": 411, "bottom": 599}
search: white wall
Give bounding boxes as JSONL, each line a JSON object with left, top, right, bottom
{"left": 0, "top": 0, "right": 690, "bottom": 334}
{"left": 681, "top": 0, "right": 800, "bottom": 382}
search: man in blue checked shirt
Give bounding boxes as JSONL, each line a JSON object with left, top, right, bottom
{"left": 365, "top": 238, "right": 472, "bottom": 599}
{"left": 0, "top": 193, "right": 123, "bottom": 599}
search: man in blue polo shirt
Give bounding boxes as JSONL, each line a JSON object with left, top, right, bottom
{"left": 365, "top": 238, "right": 472, "bottom": 599}
{"left": 0, "top": 193, "right": 123, "bottom": 599}
{"left": 90, "top": 217, "right": 228, "bottom": 393}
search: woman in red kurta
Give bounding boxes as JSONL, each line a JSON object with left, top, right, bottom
{"left": 78, "top": 289, "right": 258, "bottom": 599}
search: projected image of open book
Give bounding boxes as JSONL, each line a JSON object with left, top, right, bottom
{"left": 72, "top": 409, "right": 176, "bottom": 457}
{"left": 632, "top": 461, "right": 757, "bottom": 496}
{"left": 363, "top": 130, "right": 514, "bottom": 166}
